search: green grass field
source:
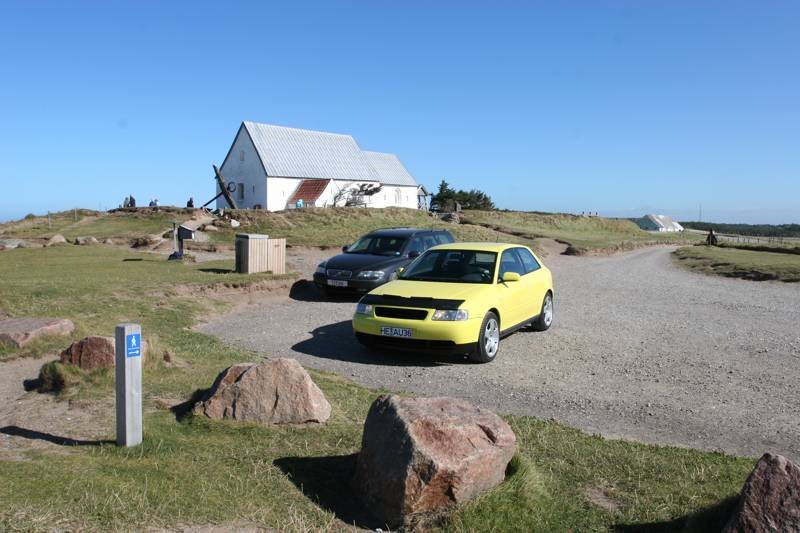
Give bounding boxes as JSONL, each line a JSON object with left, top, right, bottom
{"left": 673, "top": 245, "right": 800, "bottom": 282}
{"left": 461, "top": 210, "right": 701, "bottom": 254}
{"left": 0, "top": 245, "right": 756, "bottom": 531}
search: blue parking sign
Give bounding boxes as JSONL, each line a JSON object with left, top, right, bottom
{"left": 126, "top": 333, "right": 141, "bottom": 358}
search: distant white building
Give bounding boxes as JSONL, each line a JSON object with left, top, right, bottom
{"left": 635, "top": 214, "right": 684, "bottom": 232}
{"left": 216, "top": 122, "right": 420, "bottom": 211}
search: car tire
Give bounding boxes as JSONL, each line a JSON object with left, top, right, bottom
{"left": 469, "top": 311, "right": 500, "bottom": 363}
{"left": 532, "top": 292, "right": 553, "bottom": 331}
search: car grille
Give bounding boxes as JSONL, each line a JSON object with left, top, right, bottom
{"left": 374, "top": 307, "right": 428, "bottom": 320}
{"left": 326, "top": 269, "right": 352, "bottom": 279}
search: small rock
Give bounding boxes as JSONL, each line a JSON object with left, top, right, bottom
{"left": 60, "top": 336, "right": 115, "bottom": 370}
{"left": 129, "top": 235, "right": 160, "bottom": 248}
{"left": 230, "top": 219, "right": 241, "bottom": 228}
{"left": 46, "top": 234, "right": 68, "bottom": 246}
{"left": 0, "top": 238, "right": 24, "bottom": 249}
{"left": 353, "top": 395, "right": 516, "bottom": 528}
{"left": 203, "top": 224, "right": 219, "bottom": 232}
{"left": 723, "top": 453, "right": 800, "bottom": 532}
{"left": 74, "top": 236, "right": 99, "bottom": 245}
{"left": 193, "top": 358, "right": 331, "bottom": 425}
{"left": 0, "top": 317, "right": 75, "bottom": 348}
{"left": 103, "top": 238, "right": 114, "bottom": 245}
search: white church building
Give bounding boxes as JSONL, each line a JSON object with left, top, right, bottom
{"left": 216, "top": 121, "right": 420, "bottom": 211}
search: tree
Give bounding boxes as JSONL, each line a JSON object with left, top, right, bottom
{"left": 435, "top": 180, "right": 455, "bottom": 199}
{"left": 454, "top": 189, "right": 495, "bottom": 210}
{"left": 431, "top": 180, "right": 494, "bottom": 211}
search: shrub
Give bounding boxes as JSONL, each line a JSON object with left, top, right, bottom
{"left": 37, "top": 361, "right": 84, "bottom": 393}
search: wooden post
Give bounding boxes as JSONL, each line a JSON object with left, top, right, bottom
{"left": 115, "top": 323, "right": 143, "bottom": 447}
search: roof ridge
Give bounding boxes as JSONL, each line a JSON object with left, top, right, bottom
{"left": 362, "top": 149, "right": 398, "bottom": 157}
{"left": 243, "top": 121, "right": 356, "bottom": 139}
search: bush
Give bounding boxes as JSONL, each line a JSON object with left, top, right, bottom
{"left": 37, "top": 361, "right": 84, "bottom": 393}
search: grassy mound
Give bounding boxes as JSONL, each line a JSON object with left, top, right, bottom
{"left": 0, "top": 208, "right": 189, "bottom": 241}
{"left": 673, "top": 245, "right": 800, "bottom": 282}
{"left": 3, "top": 206, "right": 703, "bottom": 255}
{"left": 210, "top": 207, "right": 535, "bottom": 248}
{"left": 461, "top": 210, "right": 700, "bottom": 254}
{"left": 36, "top": 361, "right": 85, "bottom": 393}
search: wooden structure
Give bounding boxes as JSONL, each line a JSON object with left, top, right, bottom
{"left": 235, "top": 233, "right": 286, "bottom": 274}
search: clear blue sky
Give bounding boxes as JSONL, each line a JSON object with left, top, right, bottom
{"left": 2, "top": 1, "right": 798, "bottom": 224}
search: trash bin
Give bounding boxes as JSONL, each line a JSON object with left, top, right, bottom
{"left": 235, "top": 233, "right": 269, "bottom": 273}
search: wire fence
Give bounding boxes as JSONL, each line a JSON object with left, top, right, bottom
{"left": 714, "top": 233, "right": 800, "bottom": 248}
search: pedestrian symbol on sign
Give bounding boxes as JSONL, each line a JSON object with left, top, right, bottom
{"left": 126, "top": 333, "right": 141, "bottom": 358}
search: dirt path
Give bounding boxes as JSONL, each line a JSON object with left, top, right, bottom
{"left": 0, "top": 357, "right": 114, "bottom": 459}
{"left": 201, "top": 246, "right": 800, "bottom": 461}
{"left": 535, "top": 237, "right": 568, "bottom": 257}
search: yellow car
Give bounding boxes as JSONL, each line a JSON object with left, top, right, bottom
{"left": 352, "top": 242, "right": 553, "bottom": 363}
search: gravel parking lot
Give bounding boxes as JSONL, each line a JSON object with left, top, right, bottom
{"left": 201, "top": 246, "right": 800, "bottom": 461}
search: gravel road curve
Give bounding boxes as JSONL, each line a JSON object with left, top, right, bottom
{"left": 201, "top": 246, "right": 800, "bottom": 461}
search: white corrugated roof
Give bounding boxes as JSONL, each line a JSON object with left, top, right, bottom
{"left": 363, "top": 151, "right": 418, "bottom": 187}
{"left": 645, "top": 214, "right": 683, "bottom": 231}
{"left": 243, "top": 122, "right": 379, "bottom": 181}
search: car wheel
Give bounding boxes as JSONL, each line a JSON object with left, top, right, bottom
{"left": 532, "top": 292, "right": 553, "bottom": 331}
{"left": 469, "top": 311, "right": 500, "bottom": 363}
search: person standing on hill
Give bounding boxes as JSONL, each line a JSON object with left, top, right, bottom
{"left": 706, "top": 229, "right": 718, "bottom": 246}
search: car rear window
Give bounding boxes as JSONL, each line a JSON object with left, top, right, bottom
{"left": 434, "top": 232, "right": 454, "bottom": 244}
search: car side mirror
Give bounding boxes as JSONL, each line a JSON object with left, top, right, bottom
{"left": 502, "top": 272, "right": 521, "bottom": 283}
{"left": 408, "top": 250, "right": 420, "bottom": 259}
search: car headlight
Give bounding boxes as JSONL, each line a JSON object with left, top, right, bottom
{"left": 431, "top": 309, "right": 469, "bottom": 321}
{"left": 355, "top": 303, "right": 373, "bottom": 315}
{"left": 356, "top": 270, "right": 385, "bottom": 280}
{"left": 315, "top": 262, "right": 327, "bottom": 275}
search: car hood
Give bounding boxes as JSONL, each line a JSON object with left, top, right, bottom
{"left": 323, "top": 253, "right": 405, "bottom": 272}
{"left": 368, "top": 279, "right": 493, "bottom": 301}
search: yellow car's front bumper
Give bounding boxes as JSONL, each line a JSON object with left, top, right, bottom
{"left": 352, "top": 311, "right": 482, "bottom": 352}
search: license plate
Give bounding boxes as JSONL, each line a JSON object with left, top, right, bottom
{"left": 380, "top": 327, "right": 413, "bottom": 338}
{"left": 327, "top": 279, "right": 348, "bottom": 287}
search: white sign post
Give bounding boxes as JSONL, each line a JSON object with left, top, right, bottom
{"left": 115, "top": 323, "right": 142, "bottom": 447}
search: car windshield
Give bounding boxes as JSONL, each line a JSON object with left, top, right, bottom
{"left": 346, "top": 235, "right": 408, "bottom": 256}
{"left": 400, "top": 250, "right": 497, "bottom": 284}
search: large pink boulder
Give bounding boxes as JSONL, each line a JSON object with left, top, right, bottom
{"left": 724, "top": 453, "right": 800, "bottom": 532}
{"left": 0, "top": 317, "right": 75, "bottom": 347}
{"left": 352, "top": 395, "right": 516, "bottom": 528}
{"left": 193, "top": 359, "right": 331, "bottom": 425}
